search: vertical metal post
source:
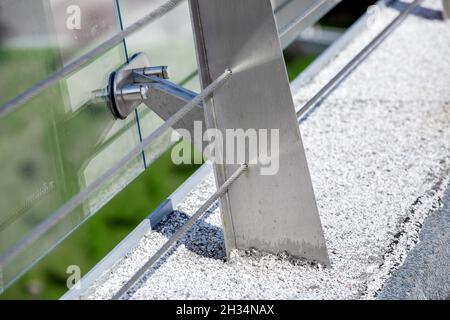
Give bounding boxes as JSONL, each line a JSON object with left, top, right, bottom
{"left": 443, "top": 0, "right": 450, "bottom": 20}
{"left": 189, "top": 0, "right": 329, "bottom": 265}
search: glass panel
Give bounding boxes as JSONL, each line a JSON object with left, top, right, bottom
{"left": 0, "top": 0, "right": 145, "bottom": 291}
{"left": 117, "top": 0, "right": 200, "bottom": 164}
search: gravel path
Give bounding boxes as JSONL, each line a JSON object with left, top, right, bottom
{"left": 85, "top": 0, "right": 450, "bottom": 300}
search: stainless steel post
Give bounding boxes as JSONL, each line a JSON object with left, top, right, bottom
{"left": 189, "top": 0, "right": 329, "bottom": 265}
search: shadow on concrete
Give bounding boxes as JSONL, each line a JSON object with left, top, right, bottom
{"left": 123, "top": 204, "right": 225, "bottom": 298}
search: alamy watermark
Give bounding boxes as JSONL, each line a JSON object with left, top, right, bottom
{"left": 366, "top": 4, "right": 382, "bottom": 29}
{"left": 66, "top": 5, "right": 81, "bottom": 30}
{"left": 171, "top": 121, "right": 280, "bottom": 176}
{"left": 66, "top": 265, "right": 81, "bottom": 290}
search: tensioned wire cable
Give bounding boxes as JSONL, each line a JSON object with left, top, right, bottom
{"left": 297, "top": 0, "right": 424, "bottom": 121}
{"left": 0, "top": 69, "right": 232, "bottom": 268}
{"left": 0, "top": 0, "right": 185, "bottom": 117}
{"left": 112, "top": 163, "right": 248, "bottom": 300}
{"left": 0, "top": 0, "right": 345, "bottom": 118}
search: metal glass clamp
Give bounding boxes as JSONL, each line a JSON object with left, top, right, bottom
{"left": 94, "top": 53, "right": 204, "bottom": 144}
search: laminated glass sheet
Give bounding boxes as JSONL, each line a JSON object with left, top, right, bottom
{"left": 0, "top": 0, "right": 145, "bottom": 291}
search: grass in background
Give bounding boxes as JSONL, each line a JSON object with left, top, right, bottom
{"left": 284, "top": 53, "right": 317, "bottom": 82}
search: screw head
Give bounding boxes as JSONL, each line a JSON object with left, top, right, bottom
{"left": 140, "top": 84, "right": 150, "bottom": 100}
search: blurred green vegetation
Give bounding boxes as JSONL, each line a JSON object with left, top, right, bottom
{"left": 0, "top": 52, "right": 315, "bottom": 300}
{"left": 284, "top": 53, "right": 317, "bottom": 82}
{"left": 1, "top": 149, "right": 201, "bottom": 300}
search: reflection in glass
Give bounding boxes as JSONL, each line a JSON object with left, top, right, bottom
{"left": 0, "top": 0, "right": 145, "bottom": 290}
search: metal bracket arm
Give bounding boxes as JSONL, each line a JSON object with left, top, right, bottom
{"left": 96, "top": 53, "right": 204, "bottom": 144}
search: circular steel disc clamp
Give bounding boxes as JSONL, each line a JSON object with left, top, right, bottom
{"left": 107, "top": 53, "right": 152, "bottom": 120}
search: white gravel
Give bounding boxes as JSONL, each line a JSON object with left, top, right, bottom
{"left": 84, "top": 0, "right": 450, "bottom": 300}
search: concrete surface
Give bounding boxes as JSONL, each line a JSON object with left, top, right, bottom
{"left": 81, "top": 0, "right": 450, "bottom": 300}
{"left": 379, "top": 187, "right": 450, "bottom": 299}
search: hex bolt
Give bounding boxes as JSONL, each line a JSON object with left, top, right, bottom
{"left": 120, "top": 84, "right": 150, "bottom": 102}
{"left": 141, "top": 66, "right": 169, "bottom": 79}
